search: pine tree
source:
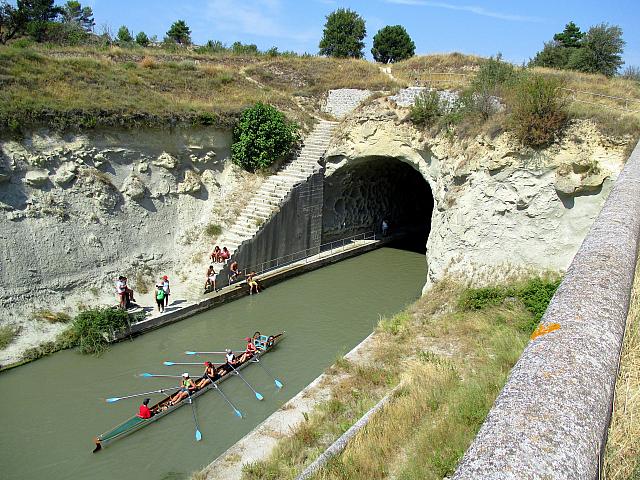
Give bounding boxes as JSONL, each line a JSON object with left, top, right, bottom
{"left": 117, "top": 25, "right": 132, "bottom": 44}
{"left": 371, "top": 25, "right": 415, "bottom": 63}
{"left": 61, "top": 1, "right": 94, "bottom": 32}
{"left": 553, "top": 21, "right": 584, "bottom": 48}
{"left": 166, "top": 19, "right": 191, "bottom": 45}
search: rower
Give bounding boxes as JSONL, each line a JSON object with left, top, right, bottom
{"left": 169, "top": 373, "right": 197, "bottom": 406}
{"left": 224, "top": 349, "right": 237, "bottom": 372}
{"left": 196, "top": 361, "right": 220, "bottom": 388}
{"left": 238, "top": 337, "right": 257, "bottom": 362}
{"left": 137, "top": 398, "right": 152, "bottom": 419}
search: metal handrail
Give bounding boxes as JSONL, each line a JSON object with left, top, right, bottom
{"left": 228, "top": 231, "right": 378, "bottom": 285}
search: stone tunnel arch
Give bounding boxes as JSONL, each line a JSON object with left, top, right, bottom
{"left": 322, "top": 156, "right": 435, "bottom": 252}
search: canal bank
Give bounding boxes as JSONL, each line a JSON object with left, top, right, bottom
{"left": 0, "top": 247, "right": 426, "bottom": 480}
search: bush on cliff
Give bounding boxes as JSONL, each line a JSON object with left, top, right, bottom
{"left": 506, "top": 73, "right": 568, "bottom": 147}
{"left": 71, "top": 308, "right": 131, "bottom": 354}
{"left": 231, "top": 103, "right": 300, "bottom": 172}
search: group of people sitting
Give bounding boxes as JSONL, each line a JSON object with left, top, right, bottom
{"left": 204, "top": 260, "right": 260, "bottom": 294}
{"left": 115, "top": 276, "right": 136, "bottom": 309}
{"left": 137, "top": 336, "right": 261, "bottom": 418}
{"left": 210, "top": 245, "right": 231, "bottom": 264}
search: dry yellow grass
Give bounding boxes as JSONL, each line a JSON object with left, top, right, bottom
{"left": 605, "top": 254, "right": 640, "bottom": 479}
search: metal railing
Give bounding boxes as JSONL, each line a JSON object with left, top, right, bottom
{"left": 228, "top": 231, "right": 378, "bottom": 285}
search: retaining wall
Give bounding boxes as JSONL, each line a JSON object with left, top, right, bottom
{"left": 452, "top": 140, "right": 640, "bottom": 479}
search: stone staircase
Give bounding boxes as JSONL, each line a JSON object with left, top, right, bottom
{"left": 185, "top": 119, "right": 338, "bottom": 297}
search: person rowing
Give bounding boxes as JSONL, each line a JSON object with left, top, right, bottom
{"left": 169, "top": 373, "right": 197, "bottom": 406}
{"left": 224, "top": 348, "right": 238, "bottom": 373}
{"left": 238, "top": 336, "right": 257, "bottom": 362}
{"left": 196, "top": 361, "right": 221, "bottom": 388}
{"left": 137, "top": 398, "right": 153, "bottom": 419}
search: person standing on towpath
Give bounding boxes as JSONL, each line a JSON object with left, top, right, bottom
{"left": 155, "top": 283, "right": 165, "bottom": 313}
{"left": 162, "top": 275, "right": 170, "bottom": 309}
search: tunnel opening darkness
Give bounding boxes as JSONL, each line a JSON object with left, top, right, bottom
{"left": 322, "top": 156, "right": 434, "bottom": 254}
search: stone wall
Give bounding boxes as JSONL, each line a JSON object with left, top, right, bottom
{"left": 451, "top": 140, "right": 640, "bottom": 479}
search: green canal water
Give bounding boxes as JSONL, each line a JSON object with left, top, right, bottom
{"left": 0, "top": 247, "right": 425, "bottom": 480}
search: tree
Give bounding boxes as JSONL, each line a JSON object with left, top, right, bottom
{"left": 567, "top": 23, "right": 625, "bottom": 77}
{"left": 553, "top": 21, "right": 584, "bottom": 48}
{"left": 17, "top": 0, "right": 62, "bottom": 41}
{"left": 116, "top": 25, "right": 132, "bottom": 43}
{"left": 61, "top": 1, "right": 94, "bottom": 31}
{"left": 231, "top": 103, "right": 300, "bottom": 172}
{"left": 529, "top": 41, "right": 577, "bottom": 69}
{"left": 135, "top": 31, "right": 149, "bottom": 47}
{"left": 0, "top": 1, "right": 26, "bottom": 44}
{"left": 166, "top": 19, "right": 191, "bottom": 45}
{"left": 371, "top": 25, "right": 415, "bottom": 63}
{"left": 319, "top": 8, "right": 366, "bottom": 59}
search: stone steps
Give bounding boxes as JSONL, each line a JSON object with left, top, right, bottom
{"left": 213, "top": 119, "right": 338, "bottom": 258}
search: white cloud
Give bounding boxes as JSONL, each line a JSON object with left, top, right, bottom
{"left": 198, "top": 0, "right": 317, "bottom": 42}
{"left": 384, "top": 0, "right": 544, "bottom": 23}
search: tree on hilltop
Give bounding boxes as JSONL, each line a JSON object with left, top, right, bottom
{"left": 0, "top": 1, "right": 26, "bottom": 44}
{"left": 319, "top": 8, "right": 366, "bottom": 59}
{"left": 61, "top": 1, "right": 94, "bottom": 32}
{"left": 117, "top": 25, "right": 132, "bottom": 44}
{"left": 166, "top": 19, "right": 191, "bottom": 45}
{"left": 17, "top": 0, "right": 62, "bottom": 41}
{"left": 135, "top": 31, "right": 149, "bottom": 47}
{"left": 371, "top": 25, "right": 415, "bottom": 63}
{"left": 568, "top": 23, "right": 625, "bottom": 77}
{"left": 553, "top": 21, "right": 584, "bottom": 48}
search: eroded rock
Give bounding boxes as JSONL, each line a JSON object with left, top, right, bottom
{"left": 153, "top": 152, "right": 178, "bottom": 169}
{"left": 121, "top": 174, "right": 147, "bottom": 200}
{"left": 24, "top": 169, "right": 50, "bottom": 187}
{"left": 177, "top": 170, "right": 201, "bottom": 194}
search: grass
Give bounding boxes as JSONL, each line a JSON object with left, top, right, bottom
{"left": 234, "top": 275, "right": 556, "bottom": 480}
{"left": 0, "top": 325, "right": 22, "bottom": 349}
{"left": 605, "top": 255, "right": 640, "bottom": 479}
{"left": 204, "top": 223, "right": 223, "bottom": 237}
{"left": 0, "top": 44, "right": 400, "bottom": 133}
{"left": 32, "top": 309, "right": 72, "bottom": 323}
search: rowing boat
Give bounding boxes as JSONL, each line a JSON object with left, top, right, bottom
{"left": 93, "top": 332, "right": 285, "bottom": 452}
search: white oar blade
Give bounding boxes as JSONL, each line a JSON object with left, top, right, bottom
{"left": 255, "top": 392, "right": 264, "bottom": 401}
{"left": 106, "top": 398, "right": 120, "bottom": 403}
{"left": 275, "top": 379, "right": 284, "bottom": 389}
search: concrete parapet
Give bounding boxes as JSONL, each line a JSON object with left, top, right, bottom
{"left": 452, "top": 140, "right": 640, "bottom": 479}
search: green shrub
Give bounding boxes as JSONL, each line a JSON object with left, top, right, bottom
{"left": 0, "top": 325, "right": 21, "bottom": 349}
{"left": 507, "top": 73, "right": 568, "bottom": 147}
{"left": 204, "top": 223, "right": 222, "bottom": 237}
{"left": 410, "top": 90, "right": 444, "bottom": 127}
{"left": 33, "top": 310, "right": 72, "bottom": 323}
{"left": 459, "top": 286, "right": 508, "bottom": 311}
{"left": 231, "top": 103, "right": 300, "bottom": 172}
{"left": 71, "top": 308, "right": 130, "bottom": 354}
{"left": 459, "top": 276, "right": 561, "bottom": 334}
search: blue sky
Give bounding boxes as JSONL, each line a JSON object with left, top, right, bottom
{"left": 81, "top": 0, "right": 640, "bottom": 67}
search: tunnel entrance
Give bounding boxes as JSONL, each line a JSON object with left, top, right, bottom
{"left": 322, "top": 156, "right": 434, "bottom": 253}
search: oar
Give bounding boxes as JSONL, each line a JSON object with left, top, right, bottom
{"left": 140, "top": 373, "right": 194, "bottom": 378}
{"left": 164, "top": 361, "right": 205, "bottom": 366}
{"left": 187, "top": 391, "right": 202, "bottom": 441}
{"left": 252, "top": 357, "right": 284, "bottom": 389}
{"left": 185, "top": 351, "right": 228, "bottom": 355}
{"left": 205, "top": 373, "right": 243, "bottom": 418}
{"left": 105, "top": 388, "right": 174, "bottom": 403}
{"left": 227, "top": 363, "right": 264, "bottom": 401}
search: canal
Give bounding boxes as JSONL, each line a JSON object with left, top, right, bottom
{"left": 0, "top": 247, "right": 426, "bottom": 480}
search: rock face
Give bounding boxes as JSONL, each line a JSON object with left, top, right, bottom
{"left": 0, "top": 126, "right": 258, "bottom": 365}
{"left": 326, "top": 99, "right": 629, "bottom": 287}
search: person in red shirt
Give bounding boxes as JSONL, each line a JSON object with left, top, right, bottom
{"left": 239, "top": 337, "right": 257, "bottom": 362}
{"left": 137, "top": 398, "right": 152, "bottom": 419}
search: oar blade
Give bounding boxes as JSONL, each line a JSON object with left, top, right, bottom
{"left": 163, "top": 361, "right": 174, "bottom": 366}
{"left": 106, "top": 397, "right": 120, "bottom": 403}
{"left": 274, "top": 379, "right": 284, "bottom": 389}
{"left": 140, "top": 373, "right": 153, "bottom": 377}
{"left": 255, "top": 391, "right": 264, "bottom": 401}
{"left": 185, "top": 351, "right": 197, "bottom": 355}
{"left": 234, "top": 409, "right": 243, "bottom": 418}
{"left": 195, "top": 429, "right": 202, "bottom": 441}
